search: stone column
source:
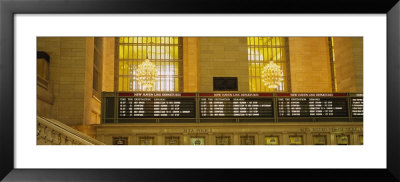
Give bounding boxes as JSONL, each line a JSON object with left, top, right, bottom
{"left": 233, "top": 133, "right": 240, "bottom": 145}
{"left": 281, "top": 132, "right": 288, "bottom": 145}
{"left": 288, "top": 37, "right": 332, "bottom": 92}
{"left": 157, "top": 134, "right": 163, "bottom": 145}
{"left": 306, "top": 132, "right": 312, "bottom": 145}
{"left": 183, "top": 133, "right": 189, "bottom": 145}
{"left": 183, "top": 37, "right": 200, "bottom": 92}
{"left": 352, "top": 133, "right": 359, "bottom": 145}
{"left": 330, "top": 133, "right": 336, "bottom": 145}
{"left": 208, "top": 133, "right": 215, "bottom": 145}
{"left": 258, "top": 132, "right": 264, "bottom": 145}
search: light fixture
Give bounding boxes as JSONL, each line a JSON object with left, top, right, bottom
{"left": 168, "top": 137, "right": 177, "bottom": 145}
{"left": 117, "top": 140, "right": 123, "bottom": 145}
{"left": 245, "top": 136, "right": 253, "bottom": 145}
{"left": 137, "top": 56, "right": 158, "bottom": 91}
{"left": 219, "top": 136, "right": 228, "bottom": 145}
{"left": 194, "top": 138, "right": 201, "bottom": 145}
{"left": 261, "top": 60, "right": 284, "bottom": 89}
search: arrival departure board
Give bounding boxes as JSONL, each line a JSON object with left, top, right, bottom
{"left": 350, "top": 94, "right": 363, "bottom": 117}
{"left": 118, "top": 93, "right": 196, "bottom": 118}
{"left": 277, "top": 93, "right": 348, "bottom": 117}
{"left": 199, "top": 93, "right": 274, "bottom": 118}
{"left": 102, "top": 92, "right": 363, "bottom": 123}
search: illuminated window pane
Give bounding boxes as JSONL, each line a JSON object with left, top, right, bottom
{"left": 240, "top": 136, "right": 255, "bottom": 145}
{"left": 113, "top": 137, "right": 128, "bottom": 145}
{"left": 289, "top": 136, "right": 303, "bottom": 145}
{"left": 336, "top": 135, "right": 349, "bottom": 145}
{"left": 165, "top": 136, "right": 180, "bottom": 145}
{"left": 139, "top": 136, "right": 154, "bottom": 145}
{"left": 190, "top": 137, "right": 205, "bottom": 145}
{"left": 248, "top": 37, "right": 289, "bottom": 92}
{"left": 313, "top": 135, "right": 327, "bottom": 145}
{"left": 265, "top": 136, "right": 279, "bottom": 145}
{"left": 117, "top": 37, "right": 182, "bottom": 92}
{"left": 216, "top": 136, "right": 231, "bottom": 145}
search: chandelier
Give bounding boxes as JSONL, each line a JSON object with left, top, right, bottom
{"left": 261, "top": 61, "right": 284, "bottom": 89}
{"left": 137, "top": 57, "right": 158, "bottom": 91}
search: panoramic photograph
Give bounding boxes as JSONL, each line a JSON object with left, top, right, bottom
{"left": 36, "top": 37, "right": 363, "bottom": 145}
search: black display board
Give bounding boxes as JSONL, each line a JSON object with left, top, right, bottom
{"left": 350, "top": 93, "right": 363, "bottom": 117}
{"left": 213, "top": 77, "right": 238, "bottom": 91}
{"left": 118, "top": 93, "right": 196, "bottom": 118}
{"left": 102, "top": 92, "right": 363, "bottom": 122}
{"left": 277, "top": 93, "right": 349, "bottom": 117}
{"left": 199, "top": 93, "right": 274, "bottom": 118}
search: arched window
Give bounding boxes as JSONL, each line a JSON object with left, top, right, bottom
{"left": 117, "top": 37, "right": 182, "bottom": 92}
{"left": 247, "top": 37, "right": 290, "bottom": 92}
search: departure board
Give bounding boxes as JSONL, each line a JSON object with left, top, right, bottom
{"left": 350, "top": 94, "right": 363, "bottom": 117}
{"left": 102, "top": 92, "right": 363, "bottom": 123}
{"left": 118, "top": 93, "right": 196, "bottom": 118}
{"left": 277, "top": 93, "right": 348, "bottom": 117}
{"left": 199, "top": 93, "right": 274, "bottom": 118}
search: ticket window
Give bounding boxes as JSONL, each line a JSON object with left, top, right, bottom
{"left": 313, "top": 135, "right": 327, "bottom": 145}
{"left": 113, "top": 137, "right": 128, "bottom": 145}
{"left": 216, "top": 136, "right": 231, "bottom": 145}
{"left": 240, "top": 136, "right": 255, "bottom": 145}
{"left": 289, "top": 136, "right": 303, "bottom": 145}
{"left": 336, "top": 135, "right": 350, "bottom": 145}
{"left": 165, "top": 136, "right": 180, "bottom": 145}
{"left": 190, "top": 137, "right": 205, "bottom": 145}
{"left": 265, "top": 136, "right": 279, "bottom": 145}
{"left": 359, "top": 135, "right": 363, "bottom": 145}
{"left": 139, "top": 136, "right": 155, "bottom": 145}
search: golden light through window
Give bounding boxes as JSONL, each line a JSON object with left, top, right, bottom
{"left": 261, "top": 61, "right": 284, "bottom": 88}
{"left": 118, "top": 37, "right": 182, "bottom": 92}
{"left": 247, "top": 37, "right": 288, "bottom": 92}
{"left": 36, "top": 36, "right": 363, "bottom": 147}
{"left": 136, "top": 58, "right": 158, "bottom": 91}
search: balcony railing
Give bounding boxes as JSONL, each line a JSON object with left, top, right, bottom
{"left": 37, "top": 116, "right": 104, "bottom": 145}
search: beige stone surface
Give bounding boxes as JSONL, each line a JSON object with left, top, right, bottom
{"left": 183, "top": 37, "right": 200, "bottom": 92}
{"left": 102, "top": 38, "right": 115, "bottom": 92}
{"left": 37, "top": 37, "right": 104, "bottom": 131}
{"left": 95, "top": 122, "right": 363, "bottom": 145}
{"left": 334, "top": 37, "right": 356, "bottom": 92}
{"left": 288, "top": 37, "right": 332, "bottom": 92}
{"left": 352, "top": 37, "right": 363, "bottom": 93}
{"left": 37, "top": 37, "right": 363, "bottom": 143}
{"left": 82, "top": 38, "right": 102, "bottom": 126}
{"left": 199, "top": 37, "right": 249, "bottom": 92}
{"left": 332, "top": 37, "right": 363, "bottom": 93}
{"left": 37, "top": 37, "right": 87, "bottom": 125}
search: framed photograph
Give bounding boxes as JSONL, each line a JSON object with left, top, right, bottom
{"left": 1, "top": 0, "right": 400, "bottom": 181}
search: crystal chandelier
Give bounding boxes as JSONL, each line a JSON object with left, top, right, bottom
{"left": 137, "top": 57, "right": 158, "bottom": 91}
{"left": 261, "top": 61, "right": 284, "bottom": 89}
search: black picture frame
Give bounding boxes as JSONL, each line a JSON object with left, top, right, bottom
{"left": 1, "top": 0, "right": 399, "bottom": 181}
